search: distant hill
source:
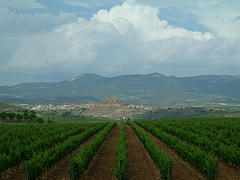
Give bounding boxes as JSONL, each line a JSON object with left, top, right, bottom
{"left": 1, "top": 73, "right": 240, "bottom": 105}
{"left": 0, "top": 101, "right": 45, "bottom": 123}
{"left": 0, "top": 100, "right": 22, "bottom": 113}
{"left": 81, "top": 97, "right": 145, "bottom": 120}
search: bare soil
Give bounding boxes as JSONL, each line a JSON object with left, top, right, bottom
{"left": 142, "top": 126, "right": 240, "bottom": 180}
{"left": 126, "top": 125, "right": 162, "bottom": 180}
{"left": 40, "top": 130, "right": 103, "bottom": 180}
{"left": 141, "top": 127, "right": 204, "bottom": 180}
{"left": 218, "top": 161, "right": 240, "bottom": 180}
{"left": 81, "top": 125, "right": 119, "bottom": 180}
{"left": 2, "top": 124, "right": 239, "bottom": 180}
{"left": 0, "top": 130, "right": 102, "bottom": 180}
{"left": 0, "top": 165, "right": 25, "bottom": 180}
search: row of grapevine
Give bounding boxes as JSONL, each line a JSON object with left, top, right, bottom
{"left": 165, "top": 118, "right": 240, "bottom": 146}
{"left": 70, "top": 122, "right": 116, "bottom": 180}
{"left": 0, "top": 123, "right": 102, "bottom": 172}
{"left": 114, "top": 122, "right": 128, "bottom": 180}
{"left": 0, "top": 124, "right": 85, "bottom": 154}
{"left": 137, "top": 121, "right": 218, "bottom": 180}
{"left": 23, "top": 123, "right": 107, "bottom": 180}
{"left": 149, "top": 120, "right": 240, "bottom": 167}
{"left": 128, "top": 121, "right": 173, "bottom": 180}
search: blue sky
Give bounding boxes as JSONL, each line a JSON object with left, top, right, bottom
{"left": 0, "top": 0, "right": 240, "bottom": 85}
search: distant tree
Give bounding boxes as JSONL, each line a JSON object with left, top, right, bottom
{"left": 62, "top": 111, "right": 72, "bottom": 117}
{"left": 0, "top": 112, "right": 7, "bottom": 120}
{"left": 8, "top": 113, "right": 15, "bottom": 122}
{"left": 30, "top": 110, "right": 36, "bottom": 114}
{"left": 47, "top": 119, "right": 53, "bottom": 123}
{"left": 36, "top": 117, "right": 44, "bottom": 123}
{"left": 0, "top": 111, "right": 45, "bottom": 123}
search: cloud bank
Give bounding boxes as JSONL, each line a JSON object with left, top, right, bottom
{"left": 1, "top": 0, "right": 240, "bottom": 79}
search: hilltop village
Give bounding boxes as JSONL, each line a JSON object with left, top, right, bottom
{"left": 16, "top": 97, "right": 228, "bottom": 120}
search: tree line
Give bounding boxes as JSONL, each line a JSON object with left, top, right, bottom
{"left": 0, "top": 111, "right": 44, "bottom": 123}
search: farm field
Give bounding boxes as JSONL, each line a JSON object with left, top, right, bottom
{"left": 0, "top": 118, "right": 240, "bottom": 180}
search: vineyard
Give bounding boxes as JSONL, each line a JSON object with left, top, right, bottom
{"left": 0, "top": 118, "right": 240, "bottom": 180}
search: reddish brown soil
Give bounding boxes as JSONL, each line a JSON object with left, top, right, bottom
{"left": 141, "top": 127, "right": 204, "bottom": 180}
{"left": 126, "top": 125, "right": 162, "bottom": 180}
{"left": 0, "top": 130, "right": 102, "bottom": 180}
{"left": 218, "top": 161, "right": 240, "bottom": 180}
{"left": 40, "top": 130, "right": 103, "bottom": 180}
{"left": 81, "top": 125, "right": 119, "bottom": 180}
{"left": 0, "top": 165, "right": 25, "bottom": 180}
{"left": 2, "top": 124, "right": 240, "bottom": 180}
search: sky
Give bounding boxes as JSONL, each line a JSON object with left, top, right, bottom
{"left": 0, "top": 0, "right": 240, "bottom": 85}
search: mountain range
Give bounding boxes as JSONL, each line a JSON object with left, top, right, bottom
{"left": 1, "top": 73, "right": 240, "bottom": 105}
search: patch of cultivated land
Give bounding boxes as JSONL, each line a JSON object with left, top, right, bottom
{"left": 126, "top": 125, "right": 161, "bottom": 180}
{"left": 0, "top": 165, "right": 25, "bottom": 180}
{"left": 40, "top": 131, "right": 101, "bottom": 180}
{"left": 218, "top": 161, "right": 240, "bottom": 180}
{"left": 142, "top": 127, "right": 203, "bottom": 180}
{"left": 142, "top": 125, "right": 240, "bottom": 180}
{"left": 0, "top": 130, "right": 102, "bottom": 180}
{"left": 1, "top": 120, "right": 240, "bottom": 180}
{"left": 81, "top": 126, "right": 119, "bottom": 180}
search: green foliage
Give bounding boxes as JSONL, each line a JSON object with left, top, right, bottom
{"left": 23, "top": 123, "right": 107, "bottom": 180}
{"left": 0, "top": 100, "right": 21, "bottom": 113}
{"left": 128, "top": 121, "right": 173, "bottom": 180}
{"left": 137, "top": 120, "right": 218, "bottom": 179}
{"left": 0, "top": 122, "right": 106, "bottom": 173}
{"left": 114, "top": 122, "right": 128, "bottom": 180}
{"left": 0, "top": 111, "right": 44, "bottom": 123}
{"left": 145, "top": 118, "right": 240, "bottom": 167}
{"left": 47, "top": 119, "right": 53, "bottom": 123}
{"left": 70, "top": 122, "right": 116, "bottom": 180}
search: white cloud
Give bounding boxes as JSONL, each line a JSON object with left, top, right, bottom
{"left": 194, "top": 6, "right": 240, "bottom": 39}
{"left": 137, "top": 0, "right": 240, "bottom": 39}
{"left": 92, "top": 1, "right": 212, "bottom": 41}
{"left": 0, "top": 8, "right": 78, "bottom": 36}
{"left": 0, "top": 0, "right": 46, "bottom": 9}
{"left": 0, "top": 8, "right": 79, "bottom": 70}
{"left": 4, "top": 17, "right": 140, "bottom": 73}
{"left": 1, "top": 0, "right": 240, "bottom": 77}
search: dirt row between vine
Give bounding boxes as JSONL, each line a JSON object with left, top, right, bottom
{"left": 126, "top": 125, "right": 162, "bottom": 180}
{"left": 81, "top": 125, "right": 163, "bottom": 180}
{"left": 39, "top": 129, "right": 105, "bottom": 180}
{"left": 0, "top": 128, "right": 104, "bottom": 180}
{"left": 0, "top": 164, "right": 24, "bottom": 180}
{"left": 141, "top": 126, "right": 240, "bottom": 180}
{"left": 81, "top": 125, "right": 119, "bottom": 180}
{"left": 3, "top": 123, "right": 239, "bottom": 180}
{"left": 141, "top": 127, "right": 204, "bottom": 180}
{"left": 216, "top": 158, "right": 240, "bottom": 179}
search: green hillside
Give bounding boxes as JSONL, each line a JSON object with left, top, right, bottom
{"left": 0, "top": 73, "right": 240, "bottom": 105}
{"left": 0, "top": 100, "right": 21, "bottom": 113}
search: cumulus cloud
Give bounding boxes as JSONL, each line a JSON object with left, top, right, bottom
{"left": 193, "top": 4, "right": 240, "bottom": 39}
{"left": 92, "top": 1, "right": 212, "bottom": 41}
{"left": 138, "top": 0, "right": 240, "bottom": 39}
{"left": 0, "top": 8, "right": 79, "bottom": 73}
{"left": 1, "top": 0, "right": 240, "bottom": 77}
